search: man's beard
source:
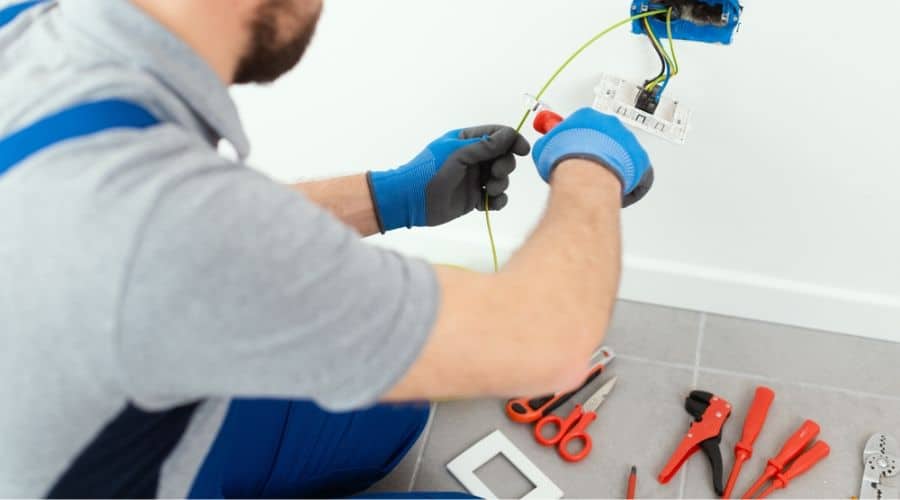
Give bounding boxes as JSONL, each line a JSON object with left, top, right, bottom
{"left": 233, "top": 0, "right": 322, "bottom": 84}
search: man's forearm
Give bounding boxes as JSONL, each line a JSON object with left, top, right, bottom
{"left": 504, "top": 159, "right": 622, "bottom": 349}
{"left": 291, "top": 174, "right": 380, "bottom": 236}
{"left": 386, "top": 159, "right": 623, "bottom": 401}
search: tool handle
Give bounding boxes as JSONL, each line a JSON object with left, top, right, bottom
{"left": 737, "top": 387, "right": 775, "bottom": 454}
{"left": 533, "top": 110, "right": 564, "bottom": 134}
{"left": 534, "top": 405, "right": 583, "bottom": 446}
{"left": 771, "top": 420, "right": 820, "bottom": 470}
{"left": 506, "top": 394, "right": 562, "bottom": 424}
{"left": 774, "top": 441, "right": 831, "bottom": 488}
{"left": 627, "top": 466, "right": 637, "bottom": 500}
{"left": 506, "top": 360, "right": 606, "bottom": 424}
{"left": 659, "top": 435, "right": 699, "bottom": 484}
{"left": 558, "top": 412, "right": 596, "bottom": 462}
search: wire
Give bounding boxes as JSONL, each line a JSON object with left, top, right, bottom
{"left": 645, "top": 18, "right": 668, "bottom": 88}
{"left": 644, "top": 8, "right": 679, "bottom": 92}
{"left": 643, "top": 16, "right": 671, "bottom": 90}
{"left": 513, "top": 9, "right": 669, "bottom": 134}
{"left": 483, "top": 192, "right": 500, "bottom": 271}
{"left": 483, "top": 8, "right": 668, "bottom": 273}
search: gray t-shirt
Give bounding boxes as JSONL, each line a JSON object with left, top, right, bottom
{"left": 0, "top": 1, "right": 439, "bottom": 496}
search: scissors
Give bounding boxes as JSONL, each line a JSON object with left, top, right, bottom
{"left": 533, "top": 376, "right": 618, "bottom": 462}
{"left": 505, "top": 347, "right": 615, "bottom": 424}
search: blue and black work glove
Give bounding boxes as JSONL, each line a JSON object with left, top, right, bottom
{"left": 367, "top": 126, "right": 531, "bottom": 232}
{"left": 532, "top": 108, "right": 654, "bottom": 207}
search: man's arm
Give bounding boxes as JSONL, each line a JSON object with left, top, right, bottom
{"left": 291, "top": 174, "right": 380, "bottom": 237}
{"left": 385, "top": 161, "right": 622, "bottom": 400}
{"left": 385, "top": 108, "right": 653, "bottom": 402}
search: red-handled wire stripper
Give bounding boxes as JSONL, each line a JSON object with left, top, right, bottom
{"left": 659, "top": 391, "right": 733, "bottom": 496}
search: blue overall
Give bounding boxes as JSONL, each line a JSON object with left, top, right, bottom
{"left": 0, "top": 2, "right": 444, "bottom": 498}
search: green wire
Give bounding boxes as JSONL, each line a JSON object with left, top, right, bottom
{"left": 514, "top": 8, "right": 669, "bottom": 135}
{"left": 484, "top": 8, "right": 668, "bottom": 273}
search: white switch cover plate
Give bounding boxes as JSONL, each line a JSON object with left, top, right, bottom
{"left": 446, "top": 430, "right": 563, "bottom": 499}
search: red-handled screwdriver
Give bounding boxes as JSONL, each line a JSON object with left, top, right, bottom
{"left": 533, "top": 110, "right": 563, "bottom": 135}
{"left": 627, "top": 466, "right": 637, "bottom": 500}
{"left": 741, "top": 420, "right": 820, "bottom": 499}
{"left": 722, "top": 387, "right": 775, "bottom": 498}
{"left": 756, "top": 441, "right": 830, "bottom": 499}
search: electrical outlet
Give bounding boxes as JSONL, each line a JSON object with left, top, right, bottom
{"left": 631, "top": 0, "right": 743, "bottom": 44}
{"left": 593, "top": 74, "right": 691, "bottom": 144}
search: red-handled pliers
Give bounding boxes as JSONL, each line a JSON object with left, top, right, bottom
{"left": 505, "top": 347, "right": 614, "bottom": 424}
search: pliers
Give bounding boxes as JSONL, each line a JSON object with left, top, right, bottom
{"left": 659, "top": 391, "right": 733, "bottom": 495}
{"left": 860, "top": 433, "right": 899, "bottom": 499}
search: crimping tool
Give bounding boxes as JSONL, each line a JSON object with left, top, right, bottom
{"left": 860, "top": 433, "right": 899, "bottom": 499}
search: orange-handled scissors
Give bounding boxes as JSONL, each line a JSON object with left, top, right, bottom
{"left": 505, "top": 347, "right": 615, "bottom": 424}
{"left": 534, "top": 377, "right": 618, "bottom": 462}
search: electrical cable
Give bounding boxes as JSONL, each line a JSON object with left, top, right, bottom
{"left": 644, "top": 8, "right": 679, "bottom": 92}
{"left": 483, "top": 8, "right": 668, "bottom": 272}
{"left": 645, "top": 19, "right": 668, "bottom": 88}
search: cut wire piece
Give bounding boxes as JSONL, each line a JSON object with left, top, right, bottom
{"left": 593, "top": 73, "right": 691, "bottom": 144}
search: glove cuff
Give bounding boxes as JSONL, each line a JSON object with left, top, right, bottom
{"left": 365, "top": 172, "right": 388, "bottom": 233}
{"left": 367, "top": 160, "right": 430, "bottom": 231}
{"left": 536, "top": 128, "right": 639, "bottom": 193}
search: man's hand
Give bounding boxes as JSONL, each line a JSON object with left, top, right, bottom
{"left": 532, "top": 108, "right": 654, "bottom": 207}
{"left": 367, "top": 126, "right": 531, "bottom": 232}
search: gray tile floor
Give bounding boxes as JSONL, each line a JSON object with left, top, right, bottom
{"left": 368, "top": 301, "right": 900, "bottom": 499}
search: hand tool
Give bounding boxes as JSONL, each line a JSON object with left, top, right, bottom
{"left": 533, "top": 109, "right": 563, "bottom": 134}
{"left": 860, "top": 433, "right": 899, "bottom": 500}
{"left": 722, "top": 386, "right": 776, "bottom": 498}
{"left": 506, "top": 347, "right": 614, "bottom": 424}
{"left": 627, "top": 465, "right": 638, "bottom": 500}
{"left": 754, "top": 440, "right": 830, "bottom": 499}
{"left": 533, "top": 377, "right": 618, "bottom": 462}
{"left": 658, "top": 391, "right": 732, "bottom": 496}
{"left": 741, "top": 419, "right": 820, "bottom": 499}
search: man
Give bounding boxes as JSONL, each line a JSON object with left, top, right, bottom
{"left": 0, "top": 0, "right": 653, "bottom": 497}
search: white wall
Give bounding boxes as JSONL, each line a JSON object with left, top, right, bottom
{"left": 233, "top": 0, "right": 900, "bottom": 342}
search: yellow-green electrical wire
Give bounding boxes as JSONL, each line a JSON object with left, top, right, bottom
{"left": 483, "top": 8, "right": 669, "bottom": 273}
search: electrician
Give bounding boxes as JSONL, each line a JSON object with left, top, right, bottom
{"left": 0, "top": 0, "right": 653, "bottom": 497}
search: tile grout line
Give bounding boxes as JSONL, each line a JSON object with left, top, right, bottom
{"left": 691, "top": 313, "right": 707, "bottom": 388}
{"left": 614, "top": 353, "right": 694, "bottom": 371}
{"left": 617, "top": 350, "right": 900, "bottom": 403}
{"left": 406, "top": 401, "right": 438, "bottom": 492}
{"left": 698, "top": 366, "right": 900, "bottom": 403}
{"left": 677, "top": 462, "right": 689, "bottom": 499}
{"left": 679, "top": 313, "right": 704, "bottom": 499}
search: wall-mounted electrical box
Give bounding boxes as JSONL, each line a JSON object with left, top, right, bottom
{"left": 630, "top": 0, "right": 743, "bottom": 44}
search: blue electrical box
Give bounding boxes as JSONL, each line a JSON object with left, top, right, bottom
{"left": 631, "top": 0, "right": 742, "bottom": 45}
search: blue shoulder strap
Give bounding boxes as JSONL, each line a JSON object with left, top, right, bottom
{"left": 0, "top": 0, "right": 47, "bottom": 28}
{"left": 0, "top": 99, "right": 160, "bottom": 178}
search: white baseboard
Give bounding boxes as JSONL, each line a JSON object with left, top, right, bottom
{"left": 620, "top": 256, "right": 900, "bottom": 342}
{"left": 373, "top": 233, "right": 900, "bottom": 343}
